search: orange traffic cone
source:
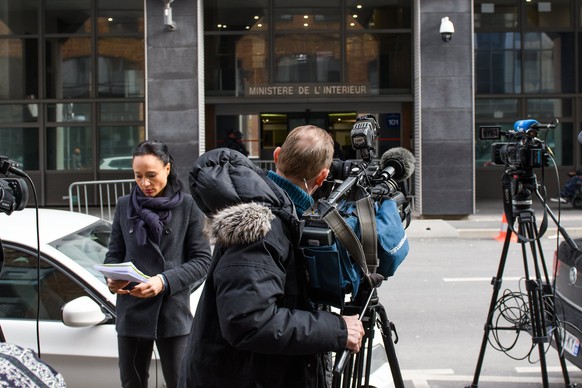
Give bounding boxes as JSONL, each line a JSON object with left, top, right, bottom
{"left": 495, "top": 213, "right": 518, "bottom": 243}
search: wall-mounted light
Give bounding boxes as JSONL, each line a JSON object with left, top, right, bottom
{"left": 163, "top": 0, "right": 176, "bottom": 31}
{"left": 439, "top": 16, "right": 454, "bottom": 42}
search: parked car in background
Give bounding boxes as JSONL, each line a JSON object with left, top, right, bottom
{"left": 0, "top": 209, "right": 203, "bottom": 387}
{"left": 99, "top": 156, "right": 133, "bottom": 170}
{"left": 553, "top": 238, "right": 582, "bottom": 369}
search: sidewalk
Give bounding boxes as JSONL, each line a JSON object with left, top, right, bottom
{"left": 406, "top": 200, "right": 582, "bottom": 239}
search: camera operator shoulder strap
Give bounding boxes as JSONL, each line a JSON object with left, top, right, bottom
{"left": 323, "top": 196, "right": 378, "bottom": 278}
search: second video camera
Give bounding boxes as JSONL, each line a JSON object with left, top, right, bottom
{"left": 480, "top": 119, "right": 558, "bottom": 170}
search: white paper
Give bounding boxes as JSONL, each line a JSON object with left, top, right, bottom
{"left": 93, "top": 262, "right": 150, "bottom": 283}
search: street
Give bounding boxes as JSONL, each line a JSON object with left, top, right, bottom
{"left": 373, "top": 235, "right": 582, "bottom": 387}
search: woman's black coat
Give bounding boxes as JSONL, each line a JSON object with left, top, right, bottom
{"left": 105, "top": 192, "right": 211, "bottom": 339}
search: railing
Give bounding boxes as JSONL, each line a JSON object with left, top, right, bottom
{"left": 68, "top": 179, "right": 135, "bottom": 222}
{"left": 67, "top": 160, "right": 416, "bottom": 221}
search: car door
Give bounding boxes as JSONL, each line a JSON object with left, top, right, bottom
{"left": 0, "top": 244, "right": 163, "bottom": 387}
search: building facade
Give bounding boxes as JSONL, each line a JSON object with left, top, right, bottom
{"left": 0, "top": 0, "right": 579, "bottom": 216}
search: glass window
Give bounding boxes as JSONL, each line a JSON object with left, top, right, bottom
{"left": 0, "top": 39, "right": 39, "bottom": 100}
{"left": 0, "top": 0, "right": 39, "bottom": 35}
{"left": 205, "top": 35, "right": 268, "bottom": 95}
{"left": 475, "top": 98, "right": 519, "bottom": 120}
{"left": 274, "top": 3, "right": 340, "bottom": 32}
{"left": 523, "top": 32, "right": 574, "bottom": 93}
{"left": 216, "top": 115, "right": 260, "bottom": 158}
{"left": 525, "top": 98, "right": 572, "bottom": 121}
{"left": 47, "top": 103, "right": 91, "bottom": 122}
{"left": 275, "top": 34, "right": 340, "bottom": 83}
{"left": 524, "top": 0, "right": 572, "bottom": 29}
{"left": 100, "top": 102, "right": 144, "bottom": 122}
{"left": 97, "top": 0, "right": 144, "bottom": 35}
{"left": 545, "top": 121, "right": 573, "bottom": 166}
{"left": 47, "top": 126, "right": 92, "bottom": 170}
{"left": 0, "top": 103, "right": 39, "bottom": 123}
{"left": 474, "top": 0, "right": 518, "bottom": 29}
{"left": 98, "top": 125, "right": 144, "bottom": 168}
{"left": 0, "top": 127, "right": 39, "bottom": 170}
{"left": 45, "top": 0, "right": 92, "bottom": 34}
{"left": 45, "top": 37, "right": 92, "bottom": 98}
{"left": 97, "top": 37, "right": 145, "bottom": 97}
{"left": 475, "top": 32, "right": 521, "bottom": 94}
{"left": 346, "top": 33, "right": 411, "bottom": 93}
{"left": 205, "top": 0, "right": 268, "bottom": 32}
{"left": 0, "top": 247, "right": 88, "bottom": 320}
{"left": 346, "top": 0, "right": 412, "bottom": 29}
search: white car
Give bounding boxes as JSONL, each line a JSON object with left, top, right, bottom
{"left": 99, "top": 156, "right": 133, "bottom": 170}
{"left": 0, "top": 208, "right": 202, "bottom": 387}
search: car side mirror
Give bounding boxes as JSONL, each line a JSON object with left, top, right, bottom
{"left": 61, "top": 296, "right": 109, "bottom": 327}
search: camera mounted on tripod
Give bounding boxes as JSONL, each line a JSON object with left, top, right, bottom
{"left": 479, "top": 118, "right": 558, "bottom": 170}
{"left": 300, "top": 115, "right": 415, "bottom": 308}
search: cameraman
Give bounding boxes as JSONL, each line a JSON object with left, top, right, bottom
{"left": 180, "top": 125, "right": 365, "bottom": 388}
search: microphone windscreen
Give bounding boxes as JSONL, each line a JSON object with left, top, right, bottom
{"left": 513, "top": 119, "right": 538, "bottom": 132}
{"left": 380, "top": 147, "right": 415, "bottom": 182}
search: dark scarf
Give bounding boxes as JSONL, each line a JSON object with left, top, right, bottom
{"left": 128, "top": 185, "right": 184, "bottom": 246}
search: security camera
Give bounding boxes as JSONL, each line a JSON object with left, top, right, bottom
{"left": 439, "top": 17, "right": 454, "bottom": 42}
{"left": 163, "top": 0, "right": 176, "bottom": 31}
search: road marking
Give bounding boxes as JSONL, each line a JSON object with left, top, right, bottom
{"left": 515, "top": 366, "right": 580, "bottom": 373}
{"left": 442, "top": 277, "right": 522, "bottom": 282}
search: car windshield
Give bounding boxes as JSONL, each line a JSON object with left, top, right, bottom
{"left": 48, "top": 220, "right": 112, "bottom": 283}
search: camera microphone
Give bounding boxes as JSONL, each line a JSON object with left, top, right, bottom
{"left": 377, "top": 147, "right": 416, "bottom": 182}
{"left": 514, "top": 118, "right": 559, "bottom": 133}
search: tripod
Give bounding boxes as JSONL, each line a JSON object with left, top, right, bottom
{"left": 468, "top": 170, "right": 576, "bottom": 388}
{"left": 332, "top": 287, "right": 405, "bottom": 388}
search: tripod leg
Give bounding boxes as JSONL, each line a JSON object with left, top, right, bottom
{"left": 467, "top": 228, "right": 514, "bottom": 388}
{"left": 376, "top": 305, "right": 405, "bottom": 388}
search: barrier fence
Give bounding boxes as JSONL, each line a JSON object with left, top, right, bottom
{"left": 68, "top": 160, "right": 415, "bottom": 222}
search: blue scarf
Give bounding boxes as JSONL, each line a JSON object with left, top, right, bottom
{"left": 267, "top": 170, "right": 314, "bottom": 216}
{"left": 128, "top": 185, "right": 184, "bottom": 246}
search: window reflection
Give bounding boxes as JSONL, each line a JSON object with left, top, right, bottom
{"left": 45, "top": 0, "right": 92, "bottom": 34}
{"left": 0, "top": 39, "right": 38, "bottom": 100}
{"left": 0, "top": 0, "right": 39, "bottom": 35}
{"left": 523, "top": 32, "right": 574, "bottom": 93}
{"left": 98, "top": 37, "right": 145, "bottom": 97}
{"left": 99, "top": 125, "right": 144, "bottom": 169}
{"left": 47, "top": 126, "right": 92, "bottom": 170}
{"left": 46, "top": 37, "right": 92, "bottom": 98}
{"left": 475, "top": 32, "right": 521, "bottom": 94}
{"left": 274, "top": 34, "right": 340, "bottom": 83}
{"left": 0, "top": 127, "right": 39, "bottom": 170}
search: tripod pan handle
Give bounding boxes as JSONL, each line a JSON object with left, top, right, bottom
{"left": 333, "top": 349, "right": 351, "bottom": 376}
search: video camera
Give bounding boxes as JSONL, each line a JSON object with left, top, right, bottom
{"left": 300, "top": 115, "right": 415, "bottom": 308}
{"left": 0, "top": 156, "right": 29, "bottom": 215}
{"left": 479, "top": 119, "right": 558, "bottom": 170}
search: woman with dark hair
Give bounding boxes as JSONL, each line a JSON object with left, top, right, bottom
{"left": 104, "top": 140, "right": 211, "bottom": 388}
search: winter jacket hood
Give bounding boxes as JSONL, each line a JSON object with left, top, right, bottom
{"left": 189, "top": 148, "right": 298, "bottom": 246}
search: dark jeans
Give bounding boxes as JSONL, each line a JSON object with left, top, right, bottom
{"left": 118, "top": 334, "right": 189, "bottom": 388}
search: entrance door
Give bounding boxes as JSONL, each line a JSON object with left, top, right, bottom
{"left": 260, "top": 112, "right": 357, "bottom": 160}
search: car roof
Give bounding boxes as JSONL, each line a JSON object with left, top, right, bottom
{"left": 0, "top": 208, "right": 105, "bottom": 246}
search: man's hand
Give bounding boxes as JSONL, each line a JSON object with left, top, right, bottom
{"left": 342, "top": 314, "right": 365, "bottom": 353}
{"left": 107, "top": 278, "right": 130, "bottom": 294}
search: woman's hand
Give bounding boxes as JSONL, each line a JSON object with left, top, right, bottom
{"left": 129, "top": 275, "right": 164, "bottom": 298}
{"left": 107, "top": 278, "right": 131, "bottom": 294}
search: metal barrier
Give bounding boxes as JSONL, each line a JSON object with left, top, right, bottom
{"left": 68, "top": 179, "right": 135, "bottom": 222}
{"left": 67, "top": 160, "right": 416, "bottom": 222}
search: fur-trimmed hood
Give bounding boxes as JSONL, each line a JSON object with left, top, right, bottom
{"left": 204, "top": 202, "right": 275, "bottom": 246}
{"left": 190, "top": 148, "right": 297, "bottom": 246}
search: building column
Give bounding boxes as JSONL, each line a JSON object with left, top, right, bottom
{"left": 145, "top": 0, "right": 200, "bottom": 185}
{"left": 415, "top": 0, "right": 475, "bottom": 217}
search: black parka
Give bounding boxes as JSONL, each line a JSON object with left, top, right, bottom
{"left": 179, "top": 149, "right": 347, "bottom": 388}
